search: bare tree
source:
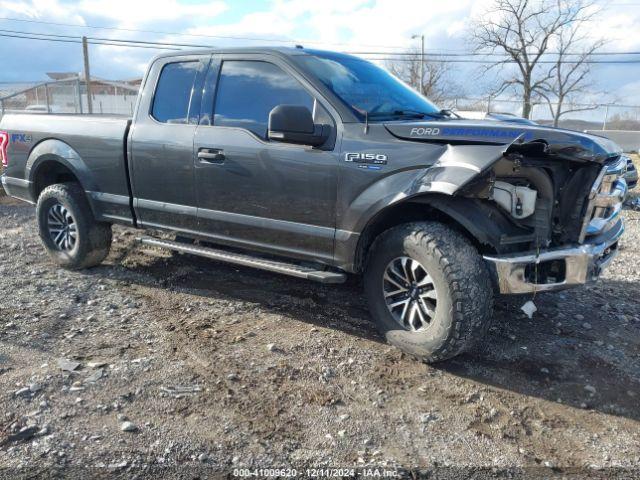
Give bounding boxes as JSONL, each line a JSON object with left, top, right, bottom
{"left": 472, "top": 0, "right": 597, "bottom": 119}
{"left": 606, "top": 111, "right": 640, "bottom": 131}
{"left": 386, "top": 49, "right": 461, "bottom": 104}
{"left": 537, "top": 14, "right": 605, "bottom": 126}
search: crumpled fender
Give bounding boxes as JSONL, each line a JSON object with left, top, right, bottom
{"left": 343, "top": 143, "right": 506, "bottom": 234}
{"left": 406, "top": 143, "right": 506, "bottom": 195}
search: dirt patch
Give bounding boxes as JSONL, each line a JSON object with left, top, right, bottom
{"left": 1, "top": 202, "right": 639, "bottom": 477}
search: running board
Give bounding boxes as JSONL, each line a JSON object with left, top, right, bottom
{"left": 136, "top": 236, "right": 347, "bottom": 284}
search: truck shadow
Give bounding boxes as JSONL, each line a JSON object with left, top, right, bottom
{"left": 104, "top": 247, "right": 640, "bottom": 423}
{"left": 108, "top": 244, "right": 379, "bottom": 341}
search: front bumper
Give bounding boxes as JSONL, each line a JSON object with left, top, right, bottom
{"left": 483, "top": 218, "right": 624, "bottom": 294}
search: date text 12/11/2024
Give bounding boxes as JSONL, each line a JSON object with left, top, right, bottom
{"left": 232, "top": 468, "right": 401, "bottom": 478}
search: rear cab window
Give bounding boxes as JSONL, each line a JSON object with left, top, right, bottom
{"left": 151, "top": 61, "right": 200, "bottom": 124}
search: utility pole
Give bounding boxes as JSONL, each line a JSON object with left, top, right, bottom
{"left": 412, "top": 34, "right": 425, "bottom": 95}
{"left": 82, "top": 36, "right": 93, "bottom": 114}
{"left": 76, "top": 76, "right": 83, "bottom": 114}
{"left": 44, "top": 83, "right": 51, "bottom": 113}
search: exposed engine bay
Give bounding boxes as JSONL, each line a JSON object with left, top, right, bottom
{"left": 490, "top": 181, "right": 537, "bottom": 220}
{"left": 383, "top": 122, "right": 623, "bottom": 261}
{"left": 438, "top": 139, "right": 615, "bottom": 255}
{"left": 455, "top": 141, "right": 626, "bottom": 292}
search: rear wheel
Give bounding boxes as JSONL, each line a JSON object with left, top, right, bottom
{"left": 36, "top": 183, "right": 112, "bottom": 270}
{"left": 364, "top": 222, "right": 494, "bottom": 363}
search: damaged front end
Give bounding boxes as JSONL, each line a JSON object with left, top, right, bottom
{"left": 477, "top": 140, "right": 626, "bottom": 294}
{"left": 384, "top": 122, "right": 626, "bottom": 294}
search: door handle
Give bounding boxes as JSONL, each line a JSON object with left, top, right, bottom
{"left": 197, "top": 148, "right": 225, "bottom": 164}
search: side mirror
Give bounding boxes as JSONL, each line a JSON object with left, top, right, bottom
{"left": 268, "top": 105, "right": 329, "bottom": 147}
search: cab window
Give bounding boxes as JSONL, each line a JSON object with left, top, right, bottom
{"left": 213, "top": 60, "right": 315, "bottom": 139}
{"left": 152, "top": 61, "right": 199, "bottom": 124}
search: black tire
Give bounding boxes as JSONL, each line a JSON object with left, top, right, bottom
{"left": 36, "top": 183, "right": 112, "bottom": 270}
{"left": 364, "top": 222, "right": 493, "bottom": 363}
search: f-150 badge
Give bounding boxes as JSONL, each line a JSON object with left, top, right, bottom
{"left": 345, "top": 153, "right": 388, "bottom": 165}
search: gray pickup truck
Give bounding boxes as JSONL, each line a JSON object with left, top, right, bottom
{"left": 0, "top": 47, "right": 628, "bottom": 362}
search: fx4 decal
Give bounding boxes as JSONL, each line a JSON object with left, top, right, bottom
{"left": 11, "top": 133, "right": 33, "bottom": 143}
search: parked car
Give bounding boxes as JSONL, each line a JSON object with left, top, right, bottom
{"left": 624, "top": 155, "right": 637, "bottom": 189}
{"left": 456, "top": 110, "right": 539, "bottom": 125}
{"left": 22, "top": 105, "right": 61, "bottom": 114}
{"left": 24, "top": 105, "right": 49, "bottom": 112}
{"left": 0, "top": 48, "right": 627, "bottom": 362}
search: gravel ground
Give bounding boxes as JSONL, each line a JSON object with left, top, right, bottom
{"left": 1, "top": 175, "right": 639, "bottom": 479}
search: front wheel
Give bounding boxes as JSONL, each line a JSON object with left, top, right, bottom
{"left": 36, "top": 183, "right": 112, "bottom": 270}
{"left": 364, "top": 222, "right": 494, "bottom": 363}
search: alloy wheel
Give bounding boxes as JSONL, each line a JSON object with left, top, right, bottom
{"left": 382, "top": 256, "right": 438, "bottom": 331}
{"left": 47, "top": 203, "right": 78, "bottom": 251}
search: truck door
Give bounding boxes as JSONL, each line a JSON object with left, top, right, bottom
{"left": 129, "top": 54, "right": 209, "bottom": 232}
{"left": 193, "top": 54, "right": 339, "bottom": 264}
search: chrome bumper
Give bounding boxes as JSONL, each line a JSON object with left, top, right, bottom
{"left": 484, "top": 219, "right": 624, "bottom": 294}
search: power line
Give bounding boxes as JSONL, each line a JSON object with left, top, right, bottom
{"left": 0, "top": 29, "right": 192, "bottom": 50}
{"left": 87, "top": 36, "right": 211, "bottom": 49}
{"left": 359, "top": 56, "right": 640, "bottom": 64}
{"left": 0, "top": 32, "right": 181, "bottom": 50}
{"left": 0, "top": 15, "right": 410, "bottom": 50}
{"left": 448, "top": 96, "right": 640, "bottom": 108}
{"left": 0, "top": 28, "right": 213, "bottom": 49}
{"left": 4, "top": 26, "right": 639, "bottom": 57}
{"left": 351, "top": 50, "right": 640, "bottom": 56}
{"left": 0, "top": 32, "right": 80, "bottom": 45}
{"left": 0, "top": 28, "right": 80, "bottom": 40}
{"left": 3, "top": 22, "right": 640, "bottom": 59}
{"left": 2, "top": 29, "right": 640, "bottom": 64}
{"left": 0, "top": 28, "right": 198, "bottom": 48}
{"left": 3, "top": 15, "right": 640, "bottom": 56}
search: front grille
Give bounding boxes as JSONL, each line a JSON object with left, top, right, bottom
{"left": 579, "top": 155, "right": 628, "bottom": 243}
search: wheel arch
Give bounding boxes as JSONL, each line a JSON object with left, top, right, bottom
{"left": 351, "top": 193, "right": 521, "bottom": 274}
{"left": 26, "top": 139, "right": 96, "bottom": 200}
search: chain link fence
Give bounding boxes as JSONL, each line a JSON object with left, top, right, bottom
{"left": 0, "top": 77, "right": 139, "bottom": 117}
{"left": 442, "top": 97, "right": 640, "bottom": 152}
{"left": 442, "top": 96, "right": 640, "bottom": 132}
{"left": 1, "top": 80, "right": 638, "bottom": 150}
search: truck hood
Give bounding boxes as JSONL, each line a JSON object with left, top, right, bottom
{"left": 384, "top": 119, "right": 621, "bottom": 163}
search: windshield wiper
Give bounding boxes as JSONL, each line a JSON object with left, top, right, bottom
{"left": 367, "top": 109, "right": 445, "bottom": 120}
{"left": 439, "top": 109, "right": 461, "bottom": 119}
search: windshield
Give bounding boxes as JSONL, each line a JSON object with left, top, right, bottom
{"left": 296, "top": 51, "right": 440, "bottom": 120}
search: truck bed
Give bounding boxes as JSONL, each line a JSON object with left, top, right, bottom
{"left": 1, "top": 113, "right": 133, "bottom": 224}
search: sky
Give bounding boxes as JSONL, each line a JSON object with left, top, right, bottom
{"left": 0, "top": 0, "right": 639, "bottom": 113}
